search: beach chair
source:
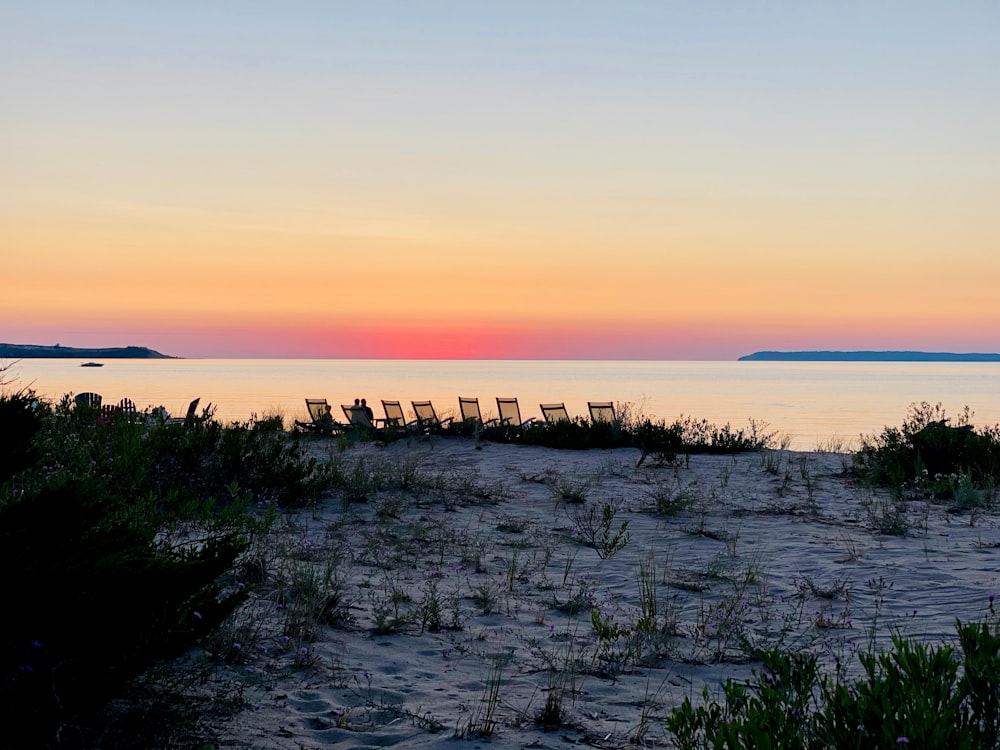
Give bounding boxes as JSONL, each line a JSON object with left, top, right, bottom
{"left": 74, "top": 392, "right": 103, "bottom": 409}
{"left": 458, "top": 397, "right": 498, "bottom": 428}
{"left": 166, "top": 397, "right": 210, "bottom": 427}
{"left": 108, "top": 397, "right": 141, "bottom": 423}
{"left": 295, "top": 398, "right": 345, "bottom": 433}
{"left": 540, "top": 403, "right": 571, "bottom": 423}
{"left": 588, "top": 401, "right": 617, "bottom": 424}
{"left": 411, "top": 400, "right": 454, "bottom": 432}
{"left": 381, "top": 400, "right": 420, "bottom": 432}
{"left": 496, "top": 397, "right": 535, "bottom": 427}
{"left": 341, "top": 404, "right": 384, "bottom": 437}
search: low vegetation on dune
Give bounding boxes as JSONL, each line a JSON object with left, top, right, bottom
{"left": 460, "top": 402, "right": 777, "bottom": 462}
{"left": 669, "top": 616, "right": 1000, "bottom": 749}
{"left": 855, "top": 401, "right": 1000, "bottom": 508}
{"left": 4, "top": 375, "right": 1000, "bottom": 749}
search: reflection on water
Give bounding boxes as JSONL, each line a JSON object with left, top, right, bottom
{"left": 6, "top": 358, "right": 1000, "bottom": 451}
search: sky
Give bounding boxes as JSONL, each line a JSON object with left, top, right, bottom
{"left": 3, "top": 2, "right": 999, "bottom": 359}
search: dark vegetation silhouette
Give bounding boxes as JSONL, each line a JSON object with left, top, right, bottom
{"left": 0, "top": 376, "right": 329, "bottom": 748}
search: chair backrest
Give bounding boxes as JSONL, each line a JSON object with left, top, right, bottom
{"left": 382, "top": 400, "right": 406, "bottom": 427}
{"left": 184, "top": 398, "right": 201, "bottom": 419}
{"left": 496, "top": 397, "right": 523, "bottom": 426}
{"left": 411, "top": 400, "right": 439, "bottom": 426}
{"left": 540, "top": 403, "right": 570, "bottom": 423}
{"left": 118, "top": 397, "right": 136, "bottom": 412}
{"left": 305, "top": 398, "right": 329, "bottom": 422}
{"left": 346, "top": 406, "right": 374, "bottom": 428}
{"left": 75, "top": 392, "right": 103, "bottom": 409}
{"left": 588, "top": 401, "right": 616, "bottom": 423}
{"left": 458, "top": 397, "right": 483, "bottom": 424}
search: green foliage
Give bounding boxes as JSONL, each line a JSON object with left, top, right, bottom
{"left": 479, "top": 412, "right": 772, "bottom": 462}
{"left": 141, "top": 416, "right": 331, "bottom": 511}
{"left": 856, "top": 402, "right": 1000, "bottom": 502}
{"left": 0, "top": 392, "right": 327, "bottom": 746}
{"left": 666, "top": 615, "right": 1000, "bottom": 750}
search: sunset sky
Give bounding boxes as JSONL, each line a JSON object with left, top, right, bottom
{"left": 4, "top": 2, "right": 998, "bottom": 359}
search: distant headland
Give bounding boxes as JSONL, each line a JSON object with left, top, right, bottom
{"left": 739, "top": 350, "right": 1000, "bottom": 362}
{"left": 0, "top": 343, "right": 175, "bottom": 359}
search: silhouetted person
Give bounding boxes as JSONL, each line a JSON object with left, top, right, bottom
{"left": 361, "top": 398, "right": 374, "bottom": 422}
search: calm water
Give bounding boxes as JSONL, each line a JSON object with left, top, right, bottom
{"left": 7, "top": 359, "right": 1000, "bottom": 450}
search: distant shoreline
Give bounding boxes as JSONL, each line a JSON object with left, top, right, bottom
{"left": 739, "top": 350, "right": 1000, "bottom": 362}
{"left": 0, "top": 343, "right": 175, "bottom": 359}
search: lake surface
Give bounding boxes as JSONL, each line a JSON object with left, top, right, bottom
{"left": 6, "top": 358, "right": 1000, "bottom": 450}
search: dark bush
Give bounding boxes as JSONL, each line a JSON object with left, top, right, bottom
{"left": 475, "top": 411, "right": 771, "bottom": 463}
{"left": 0, "top": 397, "right": 331, "bottom": 746}
{"left": 855, "top": 402, "right": 1000, "bottom": 499}
{"left": 0, "top": 391, "right": 45, "bottom": 483}
{"left": 0, "top": 478, "right": 246, "bottom": 748}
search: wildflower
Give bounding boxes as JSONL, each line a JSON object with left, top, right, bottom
{"left": 896, "top": 738, "right": 909, "bottom": 744}
{"left": 193, "top": 611, "right": 202, "bottom": 620}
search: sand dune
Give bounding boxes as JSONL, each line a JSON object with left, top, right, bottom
{"left": 197, "top": 438, "right": 1000, "bottom": 748}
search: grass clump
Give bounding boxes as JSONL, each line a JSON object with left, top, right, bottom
{"left": 667, "top": 614, "right": 1000, "bottom": 749}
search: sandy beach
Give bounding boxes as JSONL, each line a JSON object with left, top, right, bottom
{"left": 191, "top": 436, "right": 1000, "bottom": 749}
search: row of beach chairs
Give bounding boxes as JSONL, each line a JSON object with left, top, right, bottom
{"left": 73, "top": 392, "right": 207, "bottom": 426}
{"left": 295, "top": 396, "right": 618, "bottom": 435}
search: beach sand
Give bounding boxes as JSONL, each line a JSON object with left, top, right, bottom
{"left": 193, "top": 437, "right": 1000, "bottom": 748}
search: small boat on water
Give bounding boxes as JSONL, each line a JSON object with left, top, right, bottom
{"left": 81, "top": 362, "right": 104, "bottom": 367}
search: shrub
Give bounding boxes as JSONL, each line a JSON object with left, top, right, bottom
{"left": 0, "top": 478, "right": 247, "bottom": 747}
{"left": 0, "top": 390, "right": 45, "bottom": 484}
{"left": 855, "top": 402, "right": 1000, "bottom": 500}
{"left": 0, "top": 394, "right": 332, "bottom": 745}
{"left": 666, "top": 615, "right": 1000, "bottom": 749}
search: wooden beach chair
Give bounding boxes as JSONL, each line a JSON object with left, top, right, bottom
{"left": 496, "top": 397, "right": 535, "bottom": 427}
{"left": 588, "top": 401, "right": 617, "bottom": 424}
{"left": 341, "top": 403, "right": 386, "bottom": 439}
{"left": 295, "top": 398, "right": 345, "bottom": 433}
{"left": 381, "top": 400, "right": 419, "bottom": 432}
{"left": 74, "top": 392, "right": 103, "bottom": 409}
{"left": 166, "top": 398, "right": 211, "bottom": 427}
{"left": 540, "top": 403, "right": 571, "bottom": 424}
{"left": 458, "top": 397, "right": 497, "bottom": 428}
{"left": 411, "top": 400, "right": 454, "bottom": 432}
{"left": 342, "top": 404, "right": 372, "bottom": 427}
